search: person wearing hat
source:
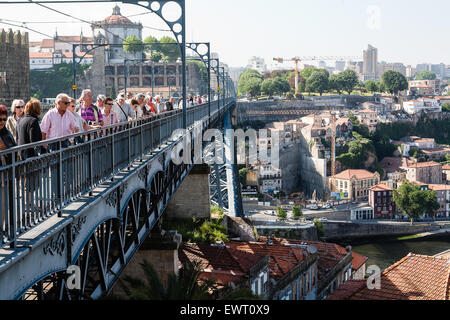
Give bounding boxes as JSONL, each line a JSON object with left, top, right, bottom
{"left": 113, "top": 93, "right": 136, "bottom": 123}
{"left": 96, "top": 95, "right": 106, "bottom": 112}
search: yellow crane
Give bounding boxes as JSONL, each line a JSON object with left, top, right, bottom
{"left": 273, "top": 56, "right": 360, "bottom": 95}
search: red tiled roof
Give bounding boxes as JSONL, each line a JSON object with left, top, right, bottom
{"left": 351, "top": 252, "right": 368, "bottom": 271}
{"left": 428, "top": 184, "right": 450, "bottom": 191}
{"left": 327, "top": 253, "right": 450, "bottom": 300}
{"left": 414, "top": 138, "right": 435, "bottom": 143}
{"left": 422, "top": 148, "right": 450, "bottom": 154}
{"left": 408, "top": 161, "right": 442, "bottom": 169}
{"left": 226, "top": 240, "right": 309, "bottom": 280}
{"left": 102, "top": 15, "right": 133, "bottom": 24}
{"left": 29, "top": 52, "right": 53, "bottom": 58}
{"left": 336, "top": 117, "right": 350, "bottom": 126}
{"left": 334, "top": 169, "right": 376, "bottom": 180}
{"left": 178, "top": 243, "right": 266, "bottom": 286}
{"left": 258, "top": 237, "right": 353, "bottom": 281}
{"left": 370, "top": 184, "right": 393, "bottom": 192}
{"left": 443, "top": 165, "right": 450, "bottom": 170}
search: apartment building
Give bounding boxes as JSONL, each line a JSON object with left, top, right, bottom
{"left": 406, "top": 161, "right": 443, "bottom": 185}
{"left": 331, "top": 169, "right": 381, "bottom": 201}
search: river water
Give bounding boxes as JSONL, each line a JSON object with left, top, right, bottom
{"left": 349, "top": 235, "right": 450, "bottom": 271}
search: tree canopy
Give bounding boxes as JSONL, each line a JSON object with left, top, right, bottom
{"left": 123, "top": 35, "right": 144, "bottom": 54}
{"left": 338, "top": 69, "right": 359, "bottom": 95}
{"left": 306, "top": 70, "right": 329, "bottom": 96}
{"left": 415, "top": 71, "right": 436, "bottom": 80}
{"left": 238, "top": 69, "right": 264, "bottom": 97}
{"left": 381, "top": 70, "right": 408, "bottom": 95}
{"left": 392, "top": 181, "right": 440, "bottom": 225}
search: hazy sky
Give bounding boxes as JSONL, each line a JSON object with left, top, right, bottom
{"left": 0, "top": 0, "right": 449, "bottom": 68}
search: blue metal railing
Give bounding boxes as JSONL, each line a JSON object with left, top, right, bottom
{"left": 0, "top": 98, "right": 233, "bottom": 247}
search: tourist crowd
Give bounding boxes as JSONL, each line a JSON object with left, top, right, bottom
{"left": 0, "top": 90, "right": 207, "bottom": 164}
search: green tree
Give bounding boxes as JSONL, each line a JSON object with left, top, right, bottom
{"left": 150, "top": 52, "right": 163, "bottom": 63}
{"left": 144, "top": 35, "right": 160, "bottom": 52}
{"left": 314, "top": 219, "right": 324, "bottom": 238}
{"left": 415, "top": 71, "right": 436, "bottom": 80}
{"left": 393, "top": 181, "right": 440, "bottom": 225}
{"left": 239, "top": 168, "right": 248, "bottom": 185}
{"left": 123, "top": 35, "right": 144, "bottom": 54}
{"left": 442, "top": 102, "right": 450, "bottom": 112}
{"left": 292, "top": 206, "right": 303, "bottom": 220}
{"left": 300, "top": 67, "right": 317, "bottom": 80}
{"left": 328, "top": 74, "right": 344, "bottom": 95}
{"left": 338, "top": 69, "right": 359, "bottom": 95}
{"left": 120, "top": 260, "right": 217, "bottom": 300}
{"left": 381, "top": 70, "right": 408, "bottom": 95}
{"left": 238, "top": 69, "right": 264, "bottom": 97}
{"left": 365, "top": 80, "right": 378, "bottom": 93}
{"left": 158, "top": 36, "right": 180, "bottom": 62}
{"left": 30, "top": 63, "right": 90, "bottom": 99}
{"left": 306, "top": 71, "right": 329, "bottom": 96}
{"left": 272, "top": 77, "right": 291, "bottom": 95}
{"left": 260, "top": 78, "right": 275, "bottom": 96}
{"left": 276, "top": 206, "right": 287, "bottom": 221}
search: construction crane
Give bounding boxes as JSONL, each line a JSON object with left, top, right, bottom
{"left": 272, "top": 56, "right": 361, "bottom": 94}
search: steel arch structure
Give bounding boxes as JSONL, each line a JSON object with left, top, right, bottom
{"left": 2, "top": 99, "right": 236, "bottom": 300}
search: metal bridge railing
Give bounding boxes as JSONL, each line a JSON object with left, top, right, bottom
{"left": 0, "top": 98, "right": 233, "bottom": 248}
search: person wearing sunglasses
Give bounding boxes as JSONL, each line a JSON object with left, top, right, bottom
{"left": 101, "top": 97, "right": 118, "bottom": 127}
{"left": 5, "top": 99, "right": 25, "bottom": 142}
{"left": 40, "top": 93, "right": 79, "bottom": 150}
{"left": 0, "top": 104, "right": 17, "bottom": 166}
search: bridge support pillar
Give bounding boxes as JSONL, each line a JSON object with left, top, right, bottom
{"left": 165, "top": 164, "right": 211, "bottom": 219}
{"left": 110, "top": 230, "right": 182, "bottom": 298}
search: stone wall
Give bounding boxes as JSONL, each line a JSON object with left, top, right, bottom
{"left": 255, "top": 225, "right": 318, "bottom": 241}
{"left": 0, "top": 29, "right": 30, "bottom": 108}
{"left": 165, "top": 164, "right": 211, "bottom": 220}
{"left": 224, "top": 215, "right": 257, "bottom": 241}
{"left": 322, "top": 221, "right": 441, "bottom": 241}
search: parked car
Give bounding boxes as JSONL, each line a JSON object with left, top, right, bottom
{"left": 319, "top": 217, "right": 328, "bottom": 222}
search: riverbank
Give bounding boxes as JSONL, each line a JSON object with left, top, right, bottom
{"left": 348, "top": 235, "right": 450, "bottom": 271}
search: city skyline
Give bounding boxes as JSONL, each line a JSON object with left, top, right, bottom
{"left": 0, "top": 0, "right": 449, "bottom": 68}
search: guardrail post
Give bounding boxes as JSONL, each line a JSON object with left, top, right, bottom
{"left": 58, "top": 140, "right": 63, "bottom": 217}
{"left": 128, "top": 122, "right": 131, "bottom": 170}
{"left": 89, "top": 136, "right": 94, "bottom": 196}
{"left": 111, "top": 133, "right": 115, "bottom": 182}
{"left": 9, "top": 152, "right": 17, "bottom": 248}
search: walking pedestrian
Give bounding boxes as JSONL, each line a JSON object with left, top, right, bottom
{"left": 113, "top": 93, "right": 136, "bottom": 123}
{"left": 6, "top": 99, "right": 25, "bottom": 142}
{"left": 40, "top": 93, "right": 79, "bottom": 147}
{"left": 102, "top": 97, "right": 119, "bottom": 127}
{"left": 17, "top": 99, "right": 42, "bottom": 160}
{"left": 96, "top": 95, "right": 106, "bottom": 112}
{"left": 145, "top": 95, "right": 157, "bottom": 114}
{"left": 130, "top": 99, "right": 143, "bottom": 118}
{"left": 79, "top": 89, "right": 104, "bottom": 126}
{"left": 154, "top": 95, "right": 162, "bottom": 113}
{"left": 0, "top": 104, "right": 16, "bottom": 227}
{"left": 0, "top": 105, "right": 16, "bottom": 165}
{"left": 68, "top": 98, "right": 99, "bottom": 135}
{"left": 165, "top": 97, "right": 175, "bottom": 112}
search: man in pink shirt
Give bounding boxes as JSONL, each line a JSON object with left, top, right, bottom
{"left": 40, "top": 93, "right": 79, "bottom": 141}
